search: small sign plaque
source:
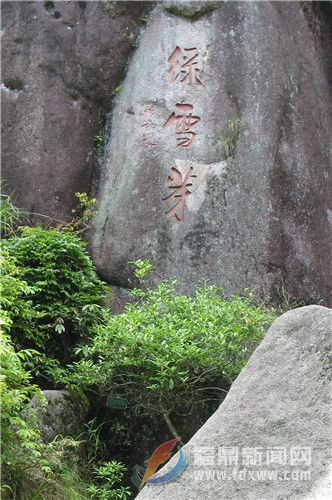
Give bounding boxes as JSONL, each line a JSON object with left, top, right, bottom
{"left": 106, "top": 395, "right": 127, "bottom": 410}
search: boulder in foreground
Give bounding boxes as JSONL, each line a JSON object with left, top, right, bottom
{"left": 137, "top": 305, "right": 332, "bottom": 500}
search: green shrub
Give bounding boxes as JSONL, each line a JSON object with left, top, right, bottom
{"left": 128, "top": 259, "right": 152, "bottom": 281}
{"left": 63, "top": 192, "right": 98, "bottom": 233}
{"left": 0, "top": 187, "right": 24, "bottom": 238}
{"left": 86, "top": 461, "right": 131, "bottom": 500}
{"left": 59, "top": 281, "right": 275, "bottom": 438}
{"left": 0, "top": 329, "right": 47, "bottom": 497}
{"left": 1, "top": 227, "right": 108, "bottom": 357}
{"left": 0, "top": 250, "right": 39, "bottom": 338}
{"left": 0, "top": 329, "right": 128, "bottom": 499}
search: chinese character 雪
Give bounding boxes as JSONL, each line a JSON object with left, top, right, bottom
{"left": 163, "top": 104, "right": 201, "bottom": 148}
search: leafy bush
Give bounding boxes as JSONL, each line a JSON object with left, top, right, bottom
{"left": 0, "top": 186, "right": 24, "bottom": 238}
{"left": 60, "top": 281, "right": 275, "bottom": 438}
{"left": 0, "top": 250, "right": 39, "bottom": 338}
{"left": 1, "top": 227, "right": 108, "bottom": 356}
{"left": 0, "top": 191, "right": 276, "bottom": 496}
{"left": 129, "top": 259, "right": 152, "bottom": 281}
{"left": 87, "top": 461, "right": 131, "bottom": 500}
{"left": 0, "top": 329, "right": 47, "bottom": 497}
{"left": 62, "top": 192, "right": 98, "bottom": 233}
{"left": 0, "top": 329, "right": 128, "bottom": 499}
{"left": 0, "top": 195, "right": 132, "bottom": 498}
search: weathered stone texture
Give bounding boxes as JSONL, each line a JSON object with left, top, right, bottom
{"left": 92, "top": 1, "right": 332, "bottom": 305}
{"left": 2, "top": 1, "right": 331, "bottom": 305}
{"left": 1, "top": 0, "right": 152, "bottom": 223}
{"left": 30, "top": 389, "right": 89, "bottom": 442}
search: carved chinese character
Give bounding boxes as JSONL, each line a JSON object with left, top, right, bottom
{"left": 163, "top": 104, "right": 201, "bottom": 148}
{"left": 162, "top": 166, "right": 197, "bottom": 221}
{"left": 142, "top": 132, "right": 158, "bottom": 147}
{"left": 167, "top": 46, "right": 203, "bottom": 86}
{"left": 141, "top": 105, "right": 158, "bottom": 146}
{"left": 144, "top": 105, "right": 154, "bottom": 116}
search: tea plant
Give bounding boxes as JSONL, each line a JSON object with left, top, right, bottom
{"left": 59, "top": 280, "right": 275, "bottom": 439}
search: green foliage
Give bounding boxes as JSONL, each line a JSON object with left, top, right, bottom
{"left": 59, "top": 280, "right": 275, "bottom": 437}
{"left": 0, "top": 329, "right": 93, "bottom": 499}
{"left": 221, "top": 116, "right": 243, "bottom": 160}
{"left": 0, "top": 191, "right": 276, "bottom": 497}
{"left": 94, "top": 134, "right": 104, "bottom": 151}
{"left": 0, "top": 185, "right": 24, "bottom": 238}
{"left": 277, "top": 285, "right": 306, "bottom": 313}
{"left": 0, "top": 250, "right": 39, "bottom": 337}
{"left": 37, "top": 436, "right": 99, "bottom": 499}
{"left": 87, "top": 461, "right": 130, "bottom": 500}
{"left": 1, "top": 227, "right": 108, "bottom": 357}
{"left": 129, "top": 259, "right": 152, "bottom": 281}
{"left": 84, "top": 418, "right": 107, "bottom": 463}
{"left": 65, "top": 192, "right": 98, "bottom": 233}
{"left": 0, "top": 330, "right": 48, "bottom": 496}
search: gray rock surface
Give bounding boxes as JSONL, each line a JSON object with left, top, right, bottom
{"left": 30, "top": 389, "right": 89, "bottom": 442}
{"left": 92, "top": 1, "right": 332, "bottom": 305}
{"left": 2, "top": 1, "right": 331, "bottom": 305}
{"left": 136, "top": 305, "right": 332, "bottom": 500}
{"left": 1, "top": 0, "right": 151, "bottom": 223}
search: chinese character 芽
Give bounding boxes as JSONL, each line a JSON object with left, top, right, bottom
{"left": 193, "top": 446, "right": 215, "bottom": 466}
{"left": 266, "top": 447, "right": 287, "bottom": 466}
{"left": 167, "top": 46, "right": 203, "bottom": 86}
{"left": 241, "top": 447, "right": 264, "bottom": 467}
{"left": 217, "top": 446, "right": 239, "bottom": 466}
{"left": 162, "top": 166, "right": 197, "bottom": 222}
{"left": 163, "top": 104, "right": 201, "bottom": 148}
{"left": 290, "top": 447, "right": 311, "bottom": 466}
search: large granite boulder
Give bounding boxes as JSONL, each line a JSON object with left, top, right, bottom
{"left": 30, "top": 390, "right": 89, "bottom": 442}
{"left": 136, "top": 305, "right": 332, "bottom": 499}
{"left": 92, "top": 1, "right": 331, "bottom": 305}
{"left": 1, "top": 0, "right": 151, "bottom": 223}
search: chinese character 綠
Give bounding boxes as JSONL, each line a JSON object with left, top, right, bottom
{"left": 162, "top": 166, "right": 197, "bottom": 222}
{"left": 163, "top": 104, "right": 201, "bottom": 148}
{"left": 167, "top": 46, "right": 203, "bottom": 86}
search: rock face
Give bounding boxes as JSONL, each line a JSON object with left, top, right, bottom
{"left": 2, "top": 1, "right": 331, "bottom": 305}
{"left": 1, "top": 0, "right": 151, "bottom": 223}
{"left": 136, "top": 305, "right": 332, "bottom": 500}
{"left": 92, "top": 1, "right": 331, "bottom": 305}
{"left": 30, "top": 390, "right": 88, "bottom": 442}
